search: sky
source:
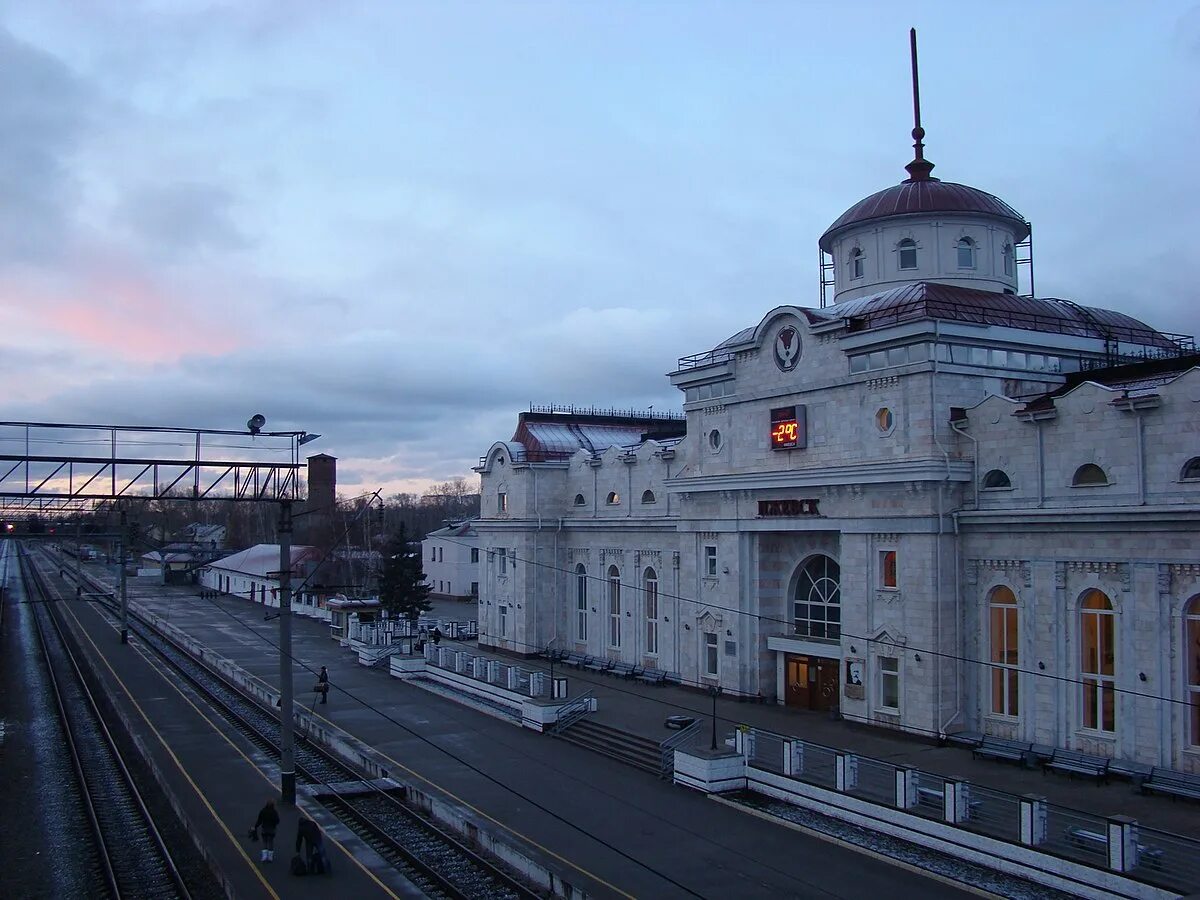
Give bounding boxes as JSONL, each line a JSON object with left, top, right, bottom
{"left": 2, "top": 1, "right": 1198, "bottom": 497}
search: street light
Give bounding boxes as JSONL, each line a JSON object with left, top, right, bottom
{"left": 709, "top": 684, "right": 723, "bottom": 750}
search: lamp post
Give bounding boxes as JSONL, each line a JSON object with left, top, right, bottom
{"left": 709, "top": 684, "right": 723, "bottom": 750}
{"left": 278, "top": 498, "right": 295, "bottom": 804}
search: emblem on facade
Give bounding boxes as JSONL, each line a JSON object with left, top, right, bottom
{"left": 774, "top": 325, "right": 801, "bottom": 371}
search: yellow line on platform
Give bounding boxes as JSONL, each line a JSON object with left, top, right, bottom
{"left": 60, "top": 592, "right": 401, "bottom": 900}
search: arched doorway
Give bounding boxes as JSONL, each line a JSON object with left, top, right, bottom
{"left": 785, "top": 554, "right": 841, "bottom": 712}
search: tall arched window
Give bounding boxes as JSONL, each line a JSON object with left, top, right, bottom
{"left": 644, "top": 567, "right": 659, "bottom": 656}
{"left": 606, "top": 491, "right": 621, "bottom": 505}
{"left": 988, "top": 586, "right": 1019, "bottom": 716}
{"left": 607, "top": 565, "right": 622, "bottom": 648}
{"left": 575, "top": 564, "right": 588, "bottom": 642}
{"left": 1186, "top": 596, "right": 1200, "bottom": 746}
{"left": 956, "top": 237, "right": 976, "bottom": 269}
{"left": 850, "top": 247, "right": 865, "bottom": 279}
{"left": 1080, "top": 589, "right": 1116, "bottom": 733}
{"left": 793, "top": 555, "right": 841, "bottom": 640}
{"left": 1002, "top": 242, "right": 1014, "bottom": 276}
{"left": 641, "top": 489, "right": 656, "bottom": 504}
{"left": 897, "top": 238, "right": 918, "bottom": 270}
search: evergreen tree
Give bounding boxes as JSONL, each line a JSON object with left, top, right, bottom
{"left": 378, "top": 524, "right": 432, "bottom": 622}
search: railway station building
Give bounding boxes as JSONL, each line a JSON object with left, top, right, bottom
{"left": 473, "top": 126, "right": 1200, "bottom": 770}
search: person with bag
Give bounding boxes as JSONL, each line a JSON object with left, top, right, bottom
{"left": 252, "top": 798, "right": 279, "bottom": 863}
{"left": 295, "top": 817, "right": 330, "bottom": 875}
{"left": 316, "top": 666, "right": 329, "bottom": 704}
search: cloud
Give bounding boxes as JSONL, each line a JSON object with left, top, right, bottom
{"left": 115, "top": 181, "right": 248, "bottom": 257}
{"left": 0, "top": 27, "right": 91, "bottom": 263}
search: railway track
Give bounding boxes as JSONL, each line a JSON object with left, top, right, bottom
{"left": 17, "top": 545, "right": 191, "bottom": 900}
{"left": 34, "top": 546, "right": 542, "bottom": 900}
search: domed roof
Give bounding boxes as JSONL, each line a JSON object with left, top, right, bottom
{"left": 819, "top": 179, "right": 1029, "bottom": 252}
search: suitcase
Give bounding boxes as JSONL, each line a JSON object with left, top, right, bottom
{"left": 290, "top": 854, "right": 308, "bottom": 876}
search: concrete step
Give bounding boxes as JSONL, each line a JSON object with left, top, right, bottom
{"left": 556, "top": 718, "right": 663, "bottom": 775}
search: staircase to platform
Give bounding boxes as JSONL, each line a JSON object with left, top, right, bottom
{"left": 553, "top": 719, "right": 664, "bottom": 776}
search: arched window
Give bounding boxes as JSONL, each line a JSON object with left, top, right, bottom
{"left": 982, "top": 469, "right": 1012, "bottom": 489}
{"left": 1002, "top": 242, "right": 1014, "bottom": 276}
{"left": 575, "top": 564, "right": 588, "bottom": 642}
{"left": 897, "top": 238, "right": 918, "bottom": 270}
{"left": 989, "top": 586, "right": 1019, "bottom": 717}
{"left": 1080, "top": 590, "right": 1116, "bottom": 733}
{"left": 793, "top": 555, "right": 841, "bottom": 640}
{"left": 607, "top": 565, "right": 622, "bottom": 648}
{"left": 1186, "top": 596, "right": 1200, "bottom": 746}
{"left": 606, "top": 491, "right": 621, "bottom": 505}
{"left": 1180, "top": 457, "right": 1200, "bottom": 481}
{"left": 850, "top": 247, "right": 865, "bottom": 279}
{"left": 641, "top": 489, "right": 656, "bottom": 504}
{"left": 956, "top": 237, "right": 976, "bottom": 269}
{"left": 573, "top": 493, "right": 586, "bottom": 506}
{"left": 644, "top": 567, "right": 659, "bottom": 655}
{"left": 1072, "top": 463, "right": 1108, "bottom": 487}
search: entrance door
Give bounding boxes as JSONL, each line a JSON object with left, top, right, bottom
{"left": 784, "top": 654, "right": 840, "bottom": 711}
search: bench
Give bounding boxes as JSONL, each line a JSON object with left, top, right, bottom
{"left": 1140, "top": 766, "right": 1200, "bottom": 802}
{"left": 562, "top": 654, "right": 590, "bottom": 670}
{"left": 1065, "top": 826, "right": 1164, "bottom": 866}
{"left": 582, "top": 658, "right": 615, "bottom": 674}
{"left": 972, "top": 735, "right": 1033, "bottom": 766}
{"left": 1043, "top": 748, "right": 1110, "bottom": 783}
{"left": 638, "top": 670, "right": 667, "bottom": 685}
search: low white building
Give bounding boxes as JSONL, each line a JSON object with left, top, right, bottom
{"left": 200, "top": 543, "right": 333, "bottom": 621}
{"left": 422, "top": 519, "right": 481, "bottom": 600}
{"left": 472, "top": 98, "right": 1200, "bottom": 770}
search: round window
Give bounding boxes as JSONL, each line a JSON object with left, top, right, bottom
{"left": 709, "top": 430, "right": 723, "bottom": 451}
{"left": 875, "top": 408, "right": 894, "bottom": 434}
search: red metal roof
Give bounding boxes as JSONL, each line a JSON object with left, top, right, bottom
{"left": 819, "top": 180, "right": 1028, "bottom": 251}
{"left": 827, "top": 282, "right": 1186, "bottom": 349}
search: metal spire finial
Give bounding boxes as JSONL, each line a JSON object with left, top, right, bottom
{"left": 904, "top": 27, "right": 936, "bottom": 183}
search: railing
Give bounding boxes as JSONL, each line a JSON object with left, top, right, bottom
{"left": 738, "top": 726, "right": 1200, "bottom": 895}
{"left": 660, "top": 719, "right": 703, "bottom": 778}
{"left": 528, "top": 403, "right": 684, "bottom": 421}
{"left": 674, "top": 349, "right": 736, "bottom": 372}
{"left": 549, "top": 690, "right": 594, "bottom": 734}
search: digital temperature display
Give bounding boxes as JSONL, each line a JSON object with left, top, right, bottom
{"left": 770, "top": 405, "right": 806, "bottom": 450}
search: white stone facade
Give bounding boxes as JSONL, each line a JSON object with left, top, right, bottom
{"left": 472, "top": 165, "right": 1200, "bottom": 770}
{"left": 422, "top": 520, "right": 481, "bottom": 600}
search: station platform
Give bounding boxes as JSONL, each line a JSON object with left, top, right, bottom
{"left": 39, "top": 564, "right": 420, "bottom": 900}
{"left": 72, "top": 565, "right": 982, "bottom": 900}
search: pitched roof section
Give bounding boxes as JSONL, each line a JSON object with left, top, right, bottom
{"left": 819, "top": 180, "right": 1029, "bottom": 251}
{"left": 825, "top": 282, "right": 1188, "bottom": 349}
{"left": 510, "top": 408, "right": 686, "bottom": 463}
{"left": 207, "top": 543, "right": 320, "bottom": 578}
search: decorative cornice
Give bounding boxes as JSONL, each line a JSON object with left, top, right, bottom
{"left": 666, "top": 459, "right": 972, "bottom": 493}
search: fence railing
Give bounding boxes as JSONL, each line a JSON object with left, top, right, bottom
{"left": 348, "top": 616, "right": 478, "bottom": 646}
{"left": 550, "top": 690, "right": 595, "bottom": 734}
{"left": 738, "top": 726, "right": 1199, "bottom": 895}
{"left": 660, "top": 720, "right": 703, "bottom": 777}
{"left": 416, "top": 643, "right": 557, "bottom": 703}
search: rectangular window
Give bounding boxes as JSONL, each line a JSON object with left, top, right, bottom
{"left": 470, "top": 548, "right": 479, "bottom": 563}
{"left": 470, "top": 582, "right": 479, "bottom": 597}
{"left": 887, "top": 346, "right": 908, "bottom": 366}
{"left": 498, "top": 549, "right": 507, "bottom": 575}
{"left": 577, "top": 573, "right": 588, "bottom": 642}
{"left": 704, "top": 633, "right": 719, "bottom": 677}
{"left": 430, "top": 547, "right": 435, "bottom": 561}
{"left": 879, "top": 657, "right": 900, "bottom": 710}
{"left": 499, "top": 604, "right": 508, "bottom": 637}
{"left": 1187, "top": 612, "right": 1200, "bottom": 746}
{"left": 645, "top": 578, "right": 659, "bottom": 656}
{"left": 990, "top": 602, "right": 1020, "bottom": 717}
{"left": 868, "top": 350, "right": 887, "bottom": 369}
{"left": 609, "top": 575, "right": 622, "bottom": 648}
{"left": 497, "top": 491, "right": 508, "bottom": 513}
{"left": 879, "top": 550, "right": 898, "bottom": 590}
{"left": 1081, "top": 605, "right": 1115, "bottom": 733}
{"left": 705, "top": 545, "right": 718, "bottom": 577}
{"left": 849, "top": 354, "right": 869, "bottom": 374}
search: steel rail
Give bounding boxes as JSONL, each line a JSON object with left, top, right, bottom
{"left": 19, "top": 546, "right": 192, "bottom": 900}
{"left": 50, "top": 551, "right": 540, "bottom": 900}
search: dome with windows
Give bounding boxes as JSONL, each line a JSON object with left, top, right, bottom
{"left": 819, "top": 179, "right": 1029, "bottom": 253}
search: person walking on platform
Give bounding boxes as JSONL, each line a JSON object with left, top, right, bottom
{"left": 253, "top": 798, "right": 279, "bottom": 863}
{"left": 317, "top": 666, "right": 329, "bottom": 704}
{"left": 432, "top": 626, "right": 442, "bottom": 646}
{"left": 295, "top": 817, "right": 330, "bottom": 875}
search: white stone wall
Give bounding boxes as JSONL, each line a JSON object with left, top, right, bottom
{"left": 421, "top": 530, "right": 480, "bottom": 599}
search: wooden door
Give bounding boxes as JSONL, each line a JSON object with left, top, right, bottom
{"left": 785, "top": 656, "right": 811, "bottom": 708}
{"left": 813, "top": 658, "right": 840, "bottom": 712}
